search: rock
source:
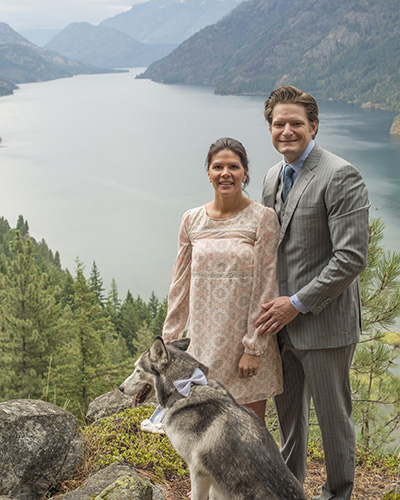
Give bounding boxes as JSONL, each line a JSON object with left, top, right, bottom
{"left": 390, "top": 114, "right": 400, "bottom": 135}
{"left": 0, "top": 399, "right": 84, "bottom": 500}
{"left": 49, "top": 462, "right": 165, "bottom": 500}
{"left": 94, "top": 474, "right": 153, "bottom": 499}
{"left": 62, "top": 432, "right": 86, "bottom": 480}
{"left": 86, "top": 390, "right": 137, "bottom": 422}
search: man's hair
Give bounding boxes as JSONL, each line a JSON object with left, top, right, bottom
{"left": 264, "top": 85, "right": 319, "bottom": 135}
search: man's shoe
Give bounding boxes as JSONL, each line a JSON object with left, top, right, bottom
{"left": 311, "top": 485, "right": 323, "bottom": 500}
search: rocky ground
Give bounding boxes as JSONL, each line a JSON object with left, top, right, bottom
{"left": 137, "top": 455, "right": 399, "bottom": 500}
{"left": 56, "top": 403, "right": 399, "bottom": 500}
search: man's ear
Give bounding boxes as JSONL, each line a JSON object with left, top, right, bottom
{"left": 310, "top": 120, "right": 319, "bottom": 139}
{"left": 149, "top": 336, "right": 169, "bottom": 366}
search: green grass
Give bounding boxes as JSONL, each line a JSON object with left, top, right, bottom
{"left": 82, "top": 406, "right": 189, "bottom": 482}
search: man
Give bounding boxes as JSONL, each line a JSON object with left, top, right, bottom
{"left": 257, "top": 85, "right": 370, "bottom": 500}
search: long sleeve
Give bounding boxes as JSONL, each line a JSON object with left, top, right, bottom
{"left": 243, "top": 207, "right": 280, "bottom": 355}
{"left": 296, "top": 164, "right": 370, "bottom": 315}
{"left": 162, "top": 210, "right": 192, "bottom": 342}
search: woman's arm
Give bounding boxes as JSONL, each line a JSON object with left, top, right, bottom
{"left": 162, "top": 210, "right": 192, "bottom": 342}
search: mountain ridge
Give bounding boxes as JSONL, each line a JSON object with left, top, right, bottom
{"left": 0, "top": 22, "right": 118, "bottom": 97}
{"left": 100, "top": 0, "right": 243, "bottom": 45}
{"left": 139, "top": 0, "right": 400, "bottom": 111}
{"left": 45, "top": 22, "right": 175, "bottom": 69}
{"left": 44, "top": 0, "right": 242, "bottom": 69}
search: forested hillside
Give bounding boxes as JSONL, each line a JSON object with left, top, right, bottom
{"left": 140, "top": 0, "right": 400, "bottom": 111}
{"left": 1, "top": 215, "right": 400, "bottom": 452}
{"left": 0, "top": 22, "right": 117, "bottom": 97}
{"left": 0, "top": 216, "right": 167, "bottom": 417}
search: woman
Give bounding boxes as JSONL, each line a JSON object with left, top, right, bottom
{"left": 162, "top": 137, "right": 282, "bottom": 421}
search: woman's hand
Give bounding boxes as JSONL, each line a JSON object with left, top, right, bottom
{"left": 238, "top": 352, "right": 260, "bottom": 378}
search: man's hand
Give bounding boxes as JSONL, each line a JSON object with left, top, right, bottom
{"left": 238, "top": 352, "right": 260, "bottom": 378}
{"left": 255, "top": 296, "right": 299, "bottom": 335}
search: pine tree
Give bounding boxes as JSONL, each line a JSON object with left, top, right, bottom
{"left": 119, "top": 295, "right": 140, "bottom": 357}
{"left": 54, "top": 250, "right": 61, "bottom": 269}
{"left": 351, "top": 218, "right": 400, "bottom": 452}
{"left": 0, "top": 233, "right": 62, "bottom": 401}
{"left": 51, "top": 260, "right": 119, "bottom": 417}
{"left": 150, "top": 296, "right": 168, "bottom": 337}
{"left": 105, "top": 278, "right": 121, "bottom": 332}
{"left": 133, "top": 295, "right": 152, "bottom": 326}
{"left": 89, "top": 261, "right": 105, "bottom": 306}
{"left": 148, "top": 291, "right": 160, "bottom": 320}
{"left": 132, "top": 322, "right": 157, "bottom": 360}
{"left": 118, "top": 292, "right": 153, "bottom": 357}
{"left": 58, "top": 269, "right": 75, "bottom": 308}
{"left": 16, "top": 215, "right": 29, "bottom": 237}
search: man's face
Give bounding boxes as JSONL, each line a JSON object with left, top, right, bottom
{"left": 270, "top": 103, "right": 318, "bottom": 163}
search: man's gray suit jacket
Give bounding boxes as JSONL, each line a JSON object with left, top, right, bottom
{"left": 262, "top": 143, "right": 370, "bottom": 350}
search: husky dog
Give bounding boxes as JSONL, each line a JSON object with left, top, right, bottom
{"left": 119, "top": 336, "right": 306, "bottom": 500}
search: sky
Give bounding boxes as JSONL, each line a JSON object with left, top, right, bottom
{"left": 0, "top": 0, "right": 148, "bottom": 32}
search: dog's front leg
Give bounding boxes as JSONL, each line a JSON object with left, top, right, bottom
{"left": 190, "top": 469, "right": 212, "bottom": 500}
{"left": 208, "top": 483, "right": 225, "bottom": 500}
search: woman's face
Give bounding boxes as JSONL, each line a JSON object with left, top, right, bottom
{"left": 208, "top": 149, "right": 247, "bottom": 197}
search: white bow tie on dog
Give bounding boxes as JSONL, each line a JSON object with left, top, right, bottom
{"left": 174, "top": 368, "right": 207, "bottom": 397}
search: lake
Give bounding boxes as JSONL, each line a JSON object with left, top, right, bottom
{"left": 1, "top": 68, "right": 399, "bottom": 302}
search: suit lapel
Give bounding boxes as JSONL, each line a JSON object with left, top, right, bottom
{"left": 278, "top": 145, "right": 322, "bottom": 244}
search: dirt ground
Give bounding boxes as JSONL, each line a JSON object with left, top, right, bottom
{"left": 150, "top": 456, "right": 399, "bottom": 500}
{"left": 304, "top": 458, "right": 398, "bottom": 499}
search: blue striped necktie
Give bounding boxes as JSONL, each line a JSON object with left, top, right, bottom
{"left": 282, "top": 165, "right": 295, "bottom": 202}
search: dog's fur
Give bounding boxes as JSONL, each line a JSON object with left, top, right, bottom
{"left": 120, "top": 337, "right": 306, "bottom": 500}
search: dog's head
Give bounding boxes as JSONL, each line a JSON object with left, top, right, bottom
{"left": 119, "top": 337, "right": 193, "bottom": 407}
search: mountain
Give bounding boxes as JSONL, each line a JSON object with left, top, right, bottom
{"left": 0, "top": 23, "right": 116, "bottom": 97}
{"left": 100, "top": 0, "right": 243, "bottom": 45}
{"left": 140, "top": 0, "right": 400, "bottom": 111}
{"left": 45, "top": 22, "right": 175, "bottom": 69}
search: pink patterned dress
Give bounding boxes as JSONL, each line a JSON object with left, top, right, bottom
{"left": 162, "top": 202, "right": 283, "bottom": 404}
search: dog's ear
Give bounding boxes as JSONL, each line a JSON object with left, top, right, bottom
{"left": 149, "top": 336, "right": 169, "bottom": 366}
{"left": 169, "top": 338, "right": 191, "bottom": 352}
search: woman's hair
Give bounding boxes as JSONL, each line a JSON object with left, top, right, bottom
{"left": 205, "top": 137, "right": 250, "bottom": 189}
{"left": 264, "top": 85, "right": 319, "bottom": 137}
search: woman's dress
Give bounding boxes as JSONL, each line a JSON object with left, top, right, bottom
{"left": 162, "top": 202, "right": 283, "bottom": 404}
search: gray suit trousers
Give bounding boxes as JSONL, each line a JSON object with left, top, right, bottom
{"left": 274, "top": 329, "right": 356, "bottom": 500}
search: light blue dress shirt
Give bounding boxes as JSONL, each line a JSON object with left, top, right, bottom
{"left": 281, "top": 139, "right": 315, "bottom": 314}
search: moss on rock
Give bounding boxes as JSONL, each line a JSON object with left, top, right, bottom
{"left": 95, "top": 474, "right": 152, "bottom": 499}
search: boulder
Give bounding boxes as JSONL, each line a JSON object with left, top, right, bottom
{"left": 86, "top": 390, "right": 137, "bottom": 422}
{"left": 0, "top": 399, "right": 84, "bottom": 500}
{"left": 390, "top": 114, "right": 400, "bottom": 135}
{"left": 49, "top": 462, "right": 165, "bottom": 500}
